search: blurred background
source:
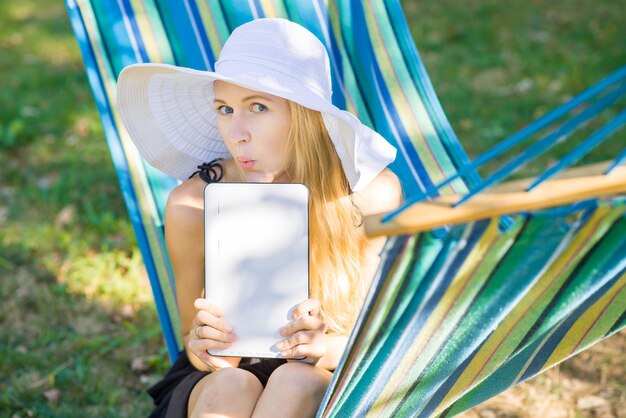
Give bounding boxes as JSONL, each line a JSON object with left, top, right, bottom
{"left": 1, "top": 0, "right": 624, "bottom": 416}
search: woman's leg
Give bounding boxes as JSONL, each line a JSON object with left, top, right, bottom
{"left": 251, "top": 362, "right": 332, "bottom": 418}
{"left": 188, "top": 368, "right": 264, "bottom": 418}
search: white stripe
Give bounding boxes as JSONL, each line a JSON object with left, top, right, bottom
{"left": 118, "top": 0, "right": 142, "bottom": 62}
{"left": 248, "top": 0, "right": 260, "bottom": 19}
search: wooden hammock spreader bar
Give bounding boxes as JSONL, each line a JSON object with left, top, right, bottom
{"left": 365, "top": 162, "right": 626, "bottom": 237}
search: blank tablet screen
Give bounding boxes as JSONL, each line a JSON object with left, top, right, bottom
{"left": 204, "top": 183, "right": 309, "bottom": 358}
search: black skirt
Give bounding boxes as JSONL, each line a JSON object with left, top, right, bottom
{"left": 147, "top": 351, "right": 287, "bottom": 418}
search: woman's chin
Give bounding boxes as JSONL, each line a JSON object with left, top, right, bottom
{"left": 244, "top": 170, "right": 288, "bottom": 183}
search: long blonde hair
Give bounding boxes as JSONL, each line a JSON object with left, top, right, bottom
{"left": 285, "top": 102, "right": 366, "bottom": 334}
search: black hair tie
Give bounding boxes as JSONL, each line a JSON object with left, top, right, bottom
{"left": 189, "top": 158, "right": 224, "bottom": 183}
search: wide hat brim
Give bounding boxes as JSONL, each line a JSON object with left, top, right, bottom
{"left": 117, "top": 62, "right": 396, "bottom": 191}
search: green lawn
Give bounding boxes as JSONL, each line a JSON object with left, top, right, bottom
{"left": 1, "top": 1, "right": 624, "bottom": 416}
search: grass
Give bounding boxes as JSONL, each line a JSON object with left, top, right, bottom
{"left": 0, "top": 0, "right": 624, "bottom": 417}
{"left": 0, "top": 2, "right": 167, "bottom": 416}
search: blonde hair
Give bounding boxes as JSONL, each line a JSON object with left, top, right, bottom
{"left": 285, "top": 102, "right": 366, "bottom": 334}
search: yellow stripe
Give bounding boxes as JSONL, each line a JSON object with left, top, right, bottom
{"left": 545, "top": 271, "right": 626, "bottom": 367}
{"left": 128, "top": 0, "right": 163, "bottom": 62}
{"left": 195, "top": 1, "right": 226, "bottom": 58}
{"left": 260, "top": 0, "right": 280, "bottom": 18}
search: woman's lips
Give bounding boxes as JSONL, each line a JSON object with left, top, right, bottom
{"left": 237, "top": 158, "right": 255, "bottom": 170}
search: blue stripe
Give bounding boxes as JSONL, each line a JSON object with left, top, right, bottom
{"left": 251, "top": 0, "right": 264, "bottom": 18}
{"left": 528, "top": 109, "right": 626, "bottom": 190}
{"left": 90, "top": 0, "right": 139, "bottom": 71}
{"left": 119, "top": 0, "right": 150, "bottom": 63}
{"left": 159, "top": 0, "right": 209, "bottom": 68}
{"left": 606, "top": 147, "right": 626, "bottom": 173}
{"left": 186, "top": 0, "right": 217, "bottom": 68}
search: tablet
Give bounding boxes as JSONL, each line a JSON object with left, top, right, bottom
{"left": 204, "top": 183, "right": 309, "bottom": 358}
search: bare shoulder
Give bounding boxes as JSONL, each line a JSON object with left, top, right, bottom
{"left": 167, "top": 176, "right": 205, "bottom": 209}
{"left": 353, "top": 168, "right": 403, "bottom": 216}
{"left": 165, "top": 176, "right": 206, "bottom": 239}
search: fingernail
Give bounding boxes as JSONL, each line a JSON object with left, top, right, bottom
{"left": 279, "top": 327, "right": 287, "bottom": 336}
{"left": 224, "top": 325, "right": 232, "bottom": 333}
{"left": 276, "top": 341, "right": 285, "bottom": 350}
{"left": 229, "top": 333, "right": 237, "bottom": 341}
{"left": 280, "top": 351, "right": 289, "bottom": 358}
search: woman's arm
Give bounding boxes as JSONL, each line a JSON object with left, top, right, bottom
{"left": 165, "top": 179, "right": 240, "bottom": 371}
{"left": 164, "top": 183, "right": 208, "bottom": 370}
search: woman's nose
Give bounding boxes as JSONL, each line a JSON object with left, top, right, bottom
{"left": 226, "top": 115, "right": 250, "bottom": 144}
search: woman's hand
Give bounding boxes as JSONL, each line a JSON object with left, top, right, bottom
{"left": 277, "top": 298, "right": 328, "bottom": 364}
{"left": 187, "top": 298, "right": 241, "bottom": 371}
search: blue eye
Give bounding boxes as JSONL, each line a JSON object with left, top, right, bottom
{"left": 251, "top": 103, "right": 267, "bottom": 112}
{"left": 217, "top": 105, "right": 233, "bottom": 115}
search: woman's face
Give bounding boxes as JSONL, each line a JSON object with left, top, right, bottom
{"left": 213, "top": 80, "right": 291, "bottom": 183}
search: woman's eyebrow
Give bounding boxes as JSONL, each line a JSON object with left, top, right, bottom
{"left": 213, "top": 95, "right": 275, "bottom": 104}
{"left": 242, "top": 94, "right": 274, "bottom": 103}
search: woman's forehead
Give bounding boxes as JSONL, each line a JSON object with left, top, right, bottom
{"left": 213, "top": 80, "right": 286, "bottom": 104}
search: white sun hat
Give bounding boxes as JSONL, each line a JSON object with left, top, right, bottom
{"left": 117, "top": 18, "right": 396, "bottom": 192}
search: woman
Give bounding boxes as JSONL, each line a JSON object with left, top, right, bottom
{"left": 118, "top": 18, "right": 402, "bottom": 418}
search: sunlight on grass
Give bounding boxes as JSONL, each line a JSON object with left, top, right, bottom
{"left": 5, "top": 2, "right": 82, "bottom": 67}
{"left": 58, "top": 249, "right": 153, "bottom": 310}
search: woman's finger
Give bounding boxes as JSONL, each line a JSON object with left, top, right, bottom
{"left": 279, "top": 339, "right": 325, "bottom": 360}
{"left": 188, "top": 335, "right": 234, "bottom": 357}
{"left": 277, "top": 330, "right": 315, "bottom": 351}
{"left": 193, "top": 325, "right": 238, "bottom": 344}
{"left": 194, "top": 298, "right": 225, "bottom": 317}
{"left": 290, "top": 298, "right": 321, "bottom": 319}
{"left": 280, "top": 314, "right": 325, "bottom": 337}
{"left": 195, "top": 309, "right": 233, "bottom": 333}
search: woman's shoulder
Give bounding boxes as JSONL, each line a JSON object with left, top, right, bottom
{"left": 353, "top": 168, "right": 403, "bottom": 216}
{"left": 168, "top": 176, "right": 206, "bottom": 208}
{"left": 165, "top": 176, "right": 206, "bottom": 228}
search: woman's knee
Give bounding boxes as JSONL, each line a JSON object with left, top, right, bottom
{"left": 189, "top": 368, "right": 263, "bottom": 415}
{"left": 266, "top": 362, "right": 332, "bottom": 397}
{"left": 197, "top": 367, "right": 263, "bottom": 397}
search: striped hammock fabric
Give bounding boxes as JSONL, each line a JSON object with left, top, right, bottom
{"left": 65, "top": 0, "right": 626, "bottom": 416}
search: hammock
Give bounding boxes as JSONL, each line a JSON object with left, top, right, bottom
{"left": 65, "top": 0, "right": 626, "bottom": 416}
